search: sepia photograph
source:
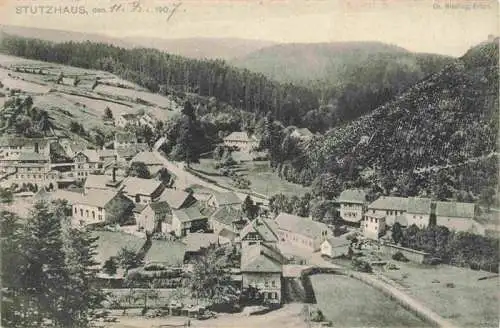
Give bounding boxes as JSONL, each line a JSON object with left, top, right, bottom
{"left": 0, "top": 0, "right": 498, "bottom": 327}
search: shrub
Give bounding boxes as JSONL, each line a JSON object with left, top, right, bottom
{"left": 310, "top": 308, "right": 325, "bottom": 322}
{"left": 351, "top": 258, "right": 372, "bottom": 273}
{"left": 446, "top": 282, "right": 455, "bottom": 288}
{"left": 392, "top": 251, "right": 409, "bottom": 262}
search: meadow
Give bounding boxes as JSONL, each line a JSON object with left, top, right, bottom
{"left": 310, "top": 274, "right": 426, "bottom": 327}
{"left": 377, "top": 262, "right": 499, "bottom": 327}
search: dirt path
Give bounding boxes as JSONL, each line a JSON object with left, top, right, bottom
{"left": 106, "top": 303, "right": 307, "bottom": 328}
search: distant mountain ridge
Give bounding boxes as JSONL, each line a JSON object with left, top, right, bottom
{"left": 0, "top": 25, "right": 277, "bottom": 60}
{"left": 231, "top": 41, "right": 454, "bottom": 85}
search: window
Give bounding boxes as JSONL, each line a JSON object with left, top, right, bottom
{"left": 98, "top": 207, "right": 103, "bottom": 212}
{"left": 92, "top": 211, "right": 95, "bottom": 219}
{"left": 271, "top": 280, "right": 276, "bottom": 287}
{"left": 86, "top": 210, "right": 89, "bottom": 217}
{"left": 80, "top": 209, "right": 83, "bottom": 216}
{"left": 375, "top": 218, "right": 378, "bottom": 223}
{"left": 370, "top": 218, "right": 373, "bottom": 223}
{"left": 74, "top": 207, "right": 77, "bottom": 214}
{"left": 98, "top": 215, "right": 102, "bottom": 220}
{"left": 265, "top": 280, "right": 269, "bottom": 287}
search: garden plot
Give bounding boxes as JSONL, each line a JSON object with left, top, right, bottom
{"left": 95, "top": 84, "right": 181, "bottom": 110}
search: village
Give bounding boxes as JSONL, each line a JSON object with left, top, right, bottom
{"left": 1, "top": 117, "right": 496, "bottom": 327}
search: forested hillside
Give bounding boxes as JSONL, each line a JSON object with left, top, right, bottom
{"left": 0, "top": 35, "right": 318, "bottom": 127}
{"left": 267, "top": 39, "right": 498, "bottom": 199}
{"left": 232, "top": 42, "right": 454, "bottom": 125}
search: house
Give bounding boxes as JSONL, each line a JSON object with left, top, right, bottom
{"left": 223, "top": 132, "right": 259, "bottom": 153}
{"left": 435, "top": 201, "right": 476, "bottom": 232}
{"left": 240, "top": 218, "right": 280, "bottom": 248}
{"left": 114, "top": 131, "right": 138, "bottom": 149}
{"left": 210, "top": 207, "right": 248, "bottom": 235}
{"left": 290, "top": 128, "right": 314, "bottom": 141}
{"left": 122, "top": 176, "right": 165, "bottom": 204}
{"left": 0, "top": 136, "right": 52, "bottom": 161}
{"left": 321, "top": 236, "right": 351, "bottom": 258}
{"left": 158, "top": 188, "right": 197, "bottom": 210}
{"left": 130, "top": 151, "right": 164, "bottom": 176}
{"left": 338, "top": 189, "right": 367, "bottom": 224}
{"left": 138, "top": 113, "right": 157, "bottom": 130}
{"left": 135, "top": 201, "right": 171, "bottom": 233}
{"left": 73, "top": 150, "right": 103, "bottom": 180}
{"left": 84, "top": 172, "right": 121, "bottom": 194}
{"left": 406, "top": 197, "right": 432, "bottom": 229}
{"left": 115, "top": 113, "right": 139, "bottom": 128}
{"left": 207, "top": 191, "right": 242, "bottom": 209}
{"left": 71, "top": 190, "right": 134, "bottom": 227}
{"left": 164, "top": 207, "right": 208, "bottom": 237}
{"left": 274, "top": 212, "right": 332, "bottom": 252}
{"left": 367, "top": 196, "right": 408, "bottom": 226}
{"left": 241, "top": 243, "right": 286, "bottom": 305}
{"left": 362, "top": 212, "right": 386, "bottom": 240}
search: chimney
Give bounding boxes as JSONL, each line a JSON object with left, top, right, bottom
{"left": 112, "top": 166, "right": 117, "bottom": 182}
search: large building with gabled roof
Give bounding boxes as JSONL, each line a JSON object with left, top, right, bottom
{"left": 406, "top": 197, "right": 432, "bottom": 228}
{"left": 338, "top": 189, "right": 367, "bottom": 224}
{"left": 435, "top": 201, "right": 477, "bottom": 232}
{"left": 241, "top": 243, "right": 286, "bottom": 305}
{"left": 367, "top": 196, "right": 408, "bottom": 226}
{"left": 240, "top": 218, "right": 280, "bottom": 248}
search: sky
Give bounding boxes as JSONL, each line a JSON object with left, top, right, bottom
{"left": 0, "top": 0, "right": 498, "bottom": 56}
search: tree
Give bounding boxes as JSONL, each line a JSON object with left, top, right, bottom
{"left": 312, "top": 173, "right": 340, "bottom": 199}
{"left": 104, "top": 107, "right": 113, "bottom": 120}
{"left": 186, "top": 245, "right": 239, "bottom": 305}
{"left": 392, "top": 222, "right": 404, "bottom": 244}
{"left": 241, "top": 195, "right": 258, "bottom": 221}
{"left": 0, "top": 187, "right": 14, "bottom": 204}
{"left": 103, "top": 257, "right": 119, "bottom": 276}
{"left": 61, "top": 227, "right": 106, "bottom": 327}
{"left": 479, "top": 187, "right": 496, "bottom": 212}
{"left": 117, "top": 247, "right": 143, "bottom": 271}
{"left": 128, "top": 161, "right": 150, "bottom": 179}
{"left": 157, "top": 167, "right": 172, "bottom": 186}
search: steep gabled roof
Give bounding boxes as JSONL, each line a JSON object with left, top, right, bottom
{"left": 211, "top": 206, "right": 245, "bottom": 226}
{"left": 368, "top": 196, "right": 408, "bottom": 211}
{"left": 122, "top": 177, "right": 162, "bottom": 196}
{"left": 275, "top": 212, "right": 329, "bottom": 239}
{"left": 130, "top": 151, "right": 163, "bottom": 166}
{"left": 241, "top": 243, "right": 284, "bottom": 273}
{"left": 159, "top": 189, "right": 194, "bottom": 209}
{"left": 210, "top": 191, "right": 241, "bottom": 206}
{"left": 17, "top": 152, "right": 49, "bottom": 162}
{"left": 223, "top": 132, "right": 251, "bottom": 142}
{"left": 338, "top": 189, "right": 367, "bottom": 204}
{"left": 435, "top": 201, "right": 475, "bottom": 219}
{"left": 84, "top": 174, "right": 113, "bottom": 190}
{"left": 323, "top": 236, "right": 351, "bottom": 248}
{"left": 172, "top": 206, "right": 206, "bottom": 223}
{"left": 407, "top": 197, "right": 432, "bottom": 215}
{"left": 240, "top": 218, "right": 279, "bottom": 243}
{"left": 75, "top": 190, "right": 119, "bottom": 208}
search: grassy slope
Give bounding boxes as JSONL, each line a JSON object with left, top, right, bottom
{"left": 310, "top": 274, "right": 425, "bottom": 327}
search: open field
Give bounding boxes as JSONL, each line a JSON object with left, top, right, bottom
{"left": 191, "top": 158, "right": 311, "bottom": 197}
{"left": 105, "top": 303, "right": 308, "bottom": 328}
{"left": 310, "top": 274, "right": 426, "bottom": 327}
{"left": 1, "top": 76, "right": 51, "bottom": 93}
{"left": 57, "top": 92, "right": 137, "bottom": 117}
{"left": 376, "top": 262, "right": 499, "bottom": 327}
{"left": 95, "top": 85, "right": 181, "bottom": 110}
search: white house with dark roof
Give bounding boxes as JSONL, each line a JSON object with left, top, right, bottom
{"left": 406, "top": 197, "right": 432, "bottom": 229}
{"left": 362, "top": 212, "right": 386, "bottom": 240}
{"left": 368, "top": 196, "right": 408, "bottom": 226}
{"left": 321, "top": 236, "right": 351, "bottom": 258}
{"left": 135, "top": 201, "right": 171, "bottom": 233}
{"left": 241, "top": 243, "right": 286, "bottom": 305}
{"left": 207, "top": 191, "right": 242, "bottom": 209}
{"left": 71, "top": 190, "right": 134, "bottom": 227}
{"left": 274, "top": 212, "right": 331, "bottom": 252}
{"left": 73, "top": 150, "right": 104, "bottom": 180}
{"left": 122, "top": 176, "right": 165, "bottom": 204}
{"left": 223, "top": 132, "right": 259, "bottom": 153}
{"left": 435, "top": 201, "right": 477, "bottom": 232}
{"left": 338, "top": 189, "right": 367, "bottom": 224}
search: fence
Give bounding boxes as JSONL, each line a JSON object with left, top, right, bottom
{"left": 379, "top": 243, "right": 431, "bottom": 264}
